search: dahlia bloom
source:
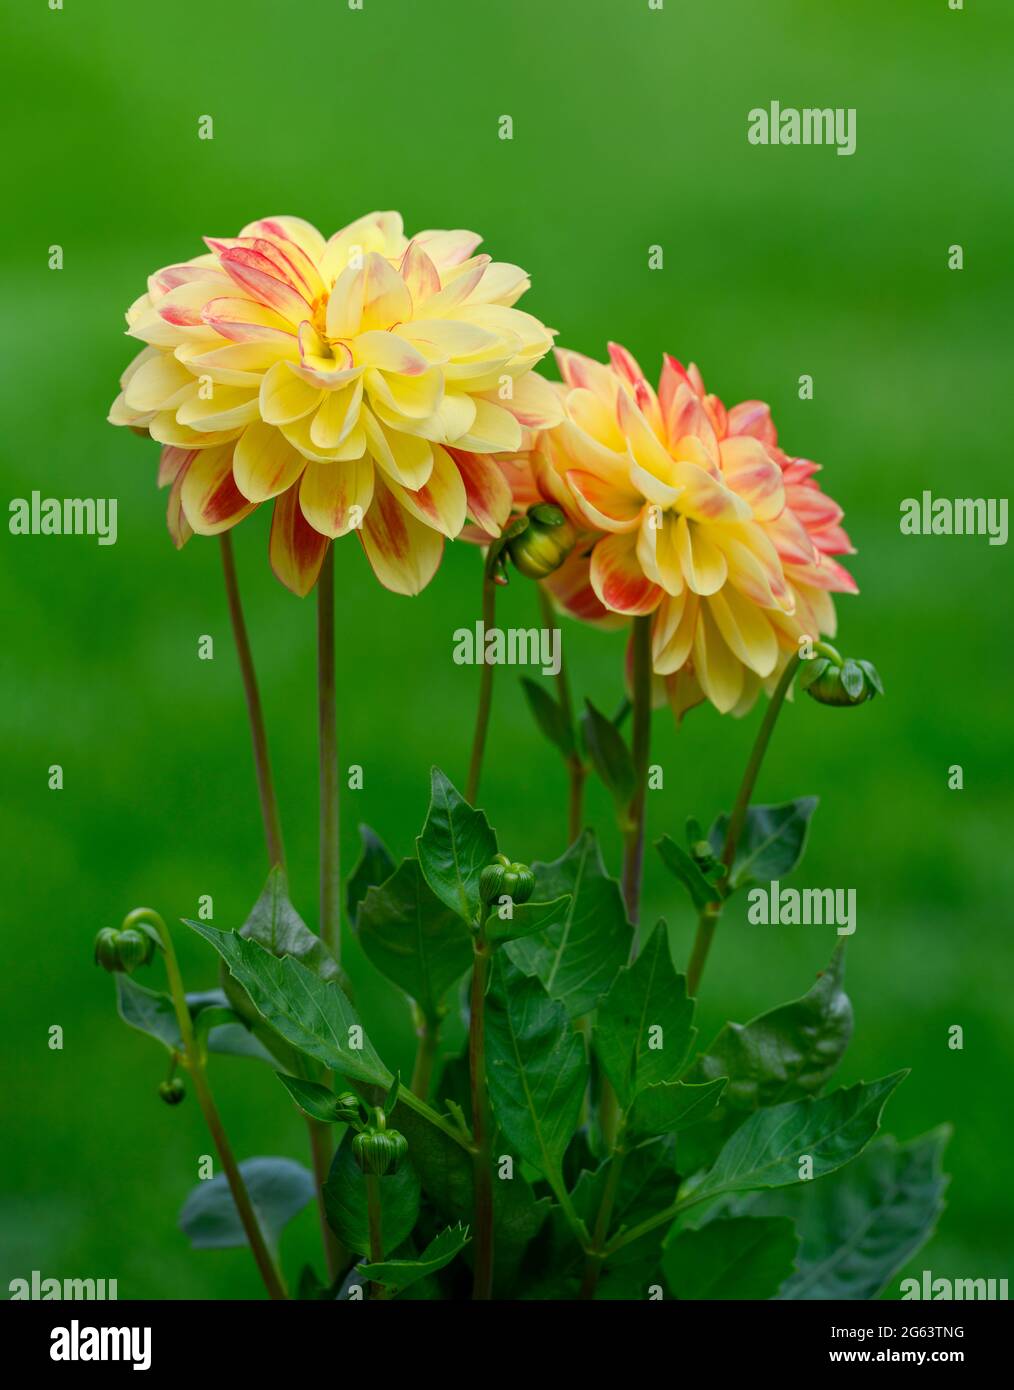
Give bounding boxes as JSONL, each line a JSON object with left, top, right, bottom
{"left": 519, "top": 344, "right": 856, "bottom": 717}
{"left": 109, "top": 212, "right": 560, "bottom": 595}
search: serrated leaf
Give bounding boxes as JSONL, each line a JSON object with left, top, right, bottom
{"left": 392, "top": 1090, "right": 550, "bottom": 1297}
{"left": 594, "top": 921, "right": 696, "bottom": 1108}
{"left": 323, "top": 1131, "right": 420, "bottom": 1258}
{"left": 485, "top": 894, "right": 572, "bottom": 946}
{"left": 581, "top": 699, "right": 635, "bottom": 806}
{"left": 709, "top": 798, "right": 818, "bottom": 890}
{"left": 240, "top": 866, "right": 339, "bottom": 982}
{"left": 521, "top": 678, "right": 573, "bottom": 757}
{"left": 628, "top": 1078, "right": 727, "bottom": 1139}
{"left": 416, "top": 768, "right": 497, "bottom": 923}
{"left": 759, "top": 1128, "right": 951, "bottom": 1300}
{"left": 187, "top": 921, "right": 390, "bottom": 1086}
{"left": 115, "top": 974, "right": 181, "bottom": 1052}
{"left": 506, "top": 830, "right": 633, "bottom": 1018}
{"left": 358, "top": 1223, "right": 471, "bottom": 1293}
{"left": 179, "top": 1156, "right": 314, "bottom": 1255}
{"left": 689, "top": 1073, "right": 907, "bottom": 1202}
{"left": 485, "top": 956, "right": 587, "bottom": 1183}
{"left": 664, "top": 1216, "right": 799, "bottom": 1299}
{"left": 346, "top": 825, "right": 396, "bottom": 926}
{"left": 357, "top": 858, "right": 472, "bottom": 1019}
{"left": 656, "top": 834, "right": 722, "bottom": 911}
{"left": 276, "top": 1073, "right": 342, "bottom": 1123}
{"left": 692, "top": 944, "right": 853, "bottom": 1112}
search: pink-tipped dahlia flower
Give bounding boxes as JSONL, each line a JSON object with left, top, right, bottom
{"left": 109, "top": 212, "right": 560, "bottom": 595}
{"left": 517, "top": 343, "right": 856, "bottom": 717}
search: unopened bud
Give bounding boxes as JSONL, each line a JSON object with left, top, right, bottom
{"left": 507, "top": 504, "right": 575, "bottom": 579}
{"left": 159, "top": 1078, "right": 186, "bottom": 1106}
{"left": 352, "top": 1127, "right": 409, "bottom": 1177}
{"left": 479, "top": 853, "right": 535, "bottom": 907}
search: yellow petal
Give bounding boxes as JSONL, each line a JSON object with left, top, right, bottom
{"left": 363, "top": 410, "right": 433, "bottom": 489}
{"left": 176, "top": 386, "right": 261, "bottom": 433}
{"left": 674, "top": 516, "right": 729, "bottom": 596}
{"left": 259, "top": 361, "right": 324, "bottom": 425}
{"left": 299, "top": 457, "right": 375, "bottom": 538}
{"left": 233, "top": 422, "right": 307, "bottom": 503}
{"left": 269, "top": 486, "right": 329, "bottom": 597}
{"left": 360, "top": 474, "right": 444, "bottom": 595}
{"left": 180, "top": 444, "right": 258, "bottom": 535}
{"left": 706, "top": 588, "right": 779, "bottom": 678}
{"left": 384, "top": 444, "right": 467, "bottom": 538}
{"left": 310, "top": 379, "right": 364, "bottom": 451}
{"left": 692, "top": 605, "right": 745, "bottom": 713}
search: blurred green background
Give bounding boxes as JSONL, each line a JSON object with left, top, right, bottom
{"left": 2, "top": 0, "right": 1011, "bottom": 1299}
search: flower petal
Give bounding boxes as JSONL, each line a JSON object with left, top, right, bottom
{"left": 299, "top": 456, "right": 375, "bottom": 538}
{"left": 180, "top": 444, "right": 258, "bottom": 535}
{"left": 447, "top": 447, "right": 513, "bottom": 538}
{"left": 360, "top": 474, "right": 444, "bottom": 595}
{"left": 259, "top": 360, "right": 324, "bottom": 425}
{"left": 270, "top": 486, "right": 329, "bottom": 596}
{"left": 384, "top": 444, "right": 466, "bottom": 538}
{"left": 590, "top": 530, "right": 663, "bottom": 615}
{"left": 674, "top": 515, "right": 729, "bottom": 596}
{"left": 693, "top": 604, "right": 745, "bottom": 713}
{"left": 232, "top": 422, "right": 307, "bottom": 502}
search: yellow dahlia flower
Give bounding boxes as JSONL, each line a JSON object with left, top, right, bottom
{"left": 525, "top": 343, "right": 856, "bottom": 716}
{"left": 109, "top": 212, "right": 560, "bottom": 594}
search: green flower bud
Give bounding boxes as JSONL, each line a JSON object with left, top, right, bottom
{"left": 479, "top": 853, "right": 536, "bottom": 907}
{"left": 352, "top": 1127, "right": 409, "bottom": 1177}
{"left": 93, "top": 925, "right": 155, "bottom": 974}
{"left": 802, "top": 654, "right": 882, "bottom": 708}
{"left": 158, "top": 1078, "right": 186, "bottom": 1106}
{"left": 507, "top": 504, "right": 576, "bottom": 579}
{"left": 333, "top": 1092, "right": 365, "bottom": 1125}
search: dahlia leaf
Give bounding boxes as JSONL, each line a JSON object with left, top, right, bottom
{"left": 179, "top": 1156, "right": 315, "bottom": 1256}
{"left": 485, "top": 956, "right": 587, "bottom": 1183}
{"left": 593, "top": 921, "right": 696, "bottom": 1108}
{"left": 356, "top": 857, "right": 472, "bottom": 1020}
{"left": 240, "top": 866, "right": 340, "bottom": 982}
{"left": 656, "top": 834, "right": 722, "bottom": 911}
{"left": 346, "top": 824, "right": 396, "bottom": 926}
{"left": 692, "top": 942, "right": 853, "bottom": 1111}
{"left": 581, "top": 699, "right": 635, "bottom": 809}
{"left": 685, "top": 1073, "right": 907, "bottom": 1203}
{"left": 506, "top": 830, "right": 634, "bottom": 1017}
{"left": 187, "top": 921, "right": 390, "bottom": 1086}
{"left": 520, "top": 677, "right": 574, "bottom": 757}
{"left": 708, "top": 797, "right": 818, "bottom": 890}
{"left": 357, "top": 1223, "right": 471, "bottom": 1294}
{"left": 484, "top": 894, "right": 572, "bottom": 947}
{"left": 416, "top": 767, "right": 497, "bottom": 923}
{"left": 761, "top": 1127, "right": 951, "bottom": 1300}
{"left": 628, "top": 1078, "right": 727, "bottom": 1139}
{"left": 663, "top": 1216, "right": 799, "bottom": 1300}
{"left": 115, "top": 974, "right": 181, "bottom": 1052}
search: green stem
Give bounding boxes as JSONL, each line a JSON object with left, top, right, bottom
{"left": 410, "top": 1009, "right": 440, "bottom": 1101}
{"left": 578, "top": 1129, "right": 627, "bottom": 1300}
{"left": 686, "top": 653, "right": 802, "bottom": 997}
{"left": 466, "top": 563, "right": 497, "bottom": 805}
{"left": 468, "top": 940, "right": 495, "bottom": 1299}
{"left": 537, "top": 584, "right": 585, "bottom": 845}
{"left": 365, "top": 1173, "right": 386, "bottom": 1300}
{"left": 137, "top": 909, "right": 287, "bottom": 1300}
{"left": 219, "top": 533, "right": 285, "bottom": 870}
{"left": 621, "top": 614, "right": 654, "bottom": 937}
{"left": 317, "top": 543, "right": 340, "bottom": 960}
